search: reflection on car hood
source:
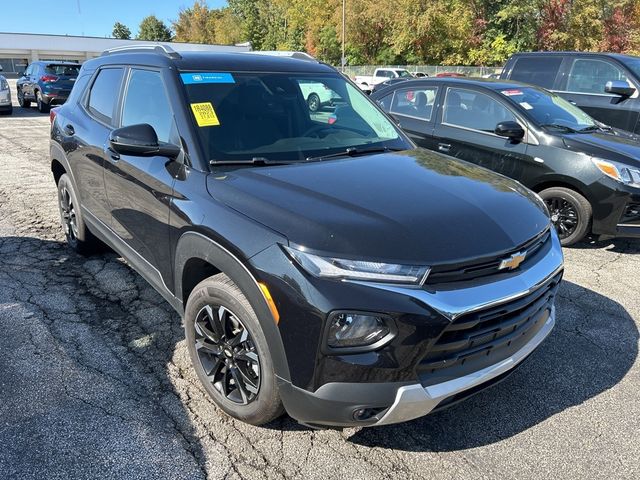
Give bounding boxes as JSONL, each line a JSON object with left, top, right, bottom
{"left": 563, "top": 130, "right": 640, "bottom": 168}
{"left": 207, "top": 149, "right": 550, "bottom": 264}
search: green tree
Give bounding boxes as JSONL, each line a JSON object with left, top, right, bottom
{"left": 112, "top": 21, "right": 132, "bottom": 40}
{"left": 173, "top": 1, "right": 215, "bottom": 43}
{"left": 137, "top": 15, "right": 173, "bottom": 42}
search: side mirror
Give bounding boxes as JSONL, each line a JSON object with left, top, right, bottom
{"left": 495, "top": 121, "right": 525, "bottom": 140}
{"left": 109, "top": 123, "right": 181, "bottom": 159}
{"left": 605, "top": 80, "right": 635, "bottom": 97}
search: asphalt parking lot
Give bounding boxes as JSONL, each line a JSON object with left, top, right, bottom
{"left": 0, "top": 79, "right": 638, "bottom": 480}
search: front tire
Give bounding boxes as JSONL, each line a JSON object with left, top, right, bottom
{"left": 539, "top": 186, "right": 592, "bottom": 246}
{"left": 185, "top": 274, "right": 284, "bottom": 425}
{"left": 57, "top": 173, "right": 99, "bottom": 254}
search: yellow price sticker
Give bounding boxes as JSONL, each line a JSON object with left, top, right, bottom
{"left": 190, "top": 102, "right": 220, "bottom": 127}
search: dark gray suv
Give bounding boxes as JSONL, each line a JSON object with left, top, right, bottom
{"left": 17, "top": 61, "right": 80, "bottom": 113}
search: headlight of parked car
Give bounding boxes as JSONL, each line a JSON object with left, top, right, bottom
{"left": 283, "top": 245, "right": 430, "bottom": 284}
{"left": 592, "top": 158, "right": 640, "bottom": 188}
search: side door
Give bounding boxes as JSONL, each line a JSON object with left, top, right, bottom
{"left": 376, "top": 85, "right": 440, "bottom": 150}
{"left": 68, "top": 66, "right": 125, "bottom": 226}
{"left": 557, "top": 57, "right": 640, "bottom": 132}
{"left": 103, "top": 67, "right": 180, "bottom": 282}
{"left": 432, "top": 86, "right": 533, "bottom": 184}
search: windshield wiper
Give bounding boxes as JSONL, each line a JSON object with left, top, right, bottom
{"left": 305, "top": 146, "right": 405, "bottom": 162}
{"left": 540, "top": 123, "right": 579, "bottom": 133}
{"left": 579, "top": 123, "right": 612, "bottom": 133}
{"left": 209, "top": 157, "right": 291, "bottom": 166}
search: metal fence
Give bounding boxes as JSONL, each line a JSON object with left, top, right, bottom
{"left": 342, "top": 65, "right": 503, "bottom": 78}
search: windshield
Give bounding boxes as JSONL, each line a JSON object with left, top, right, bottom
{"left": 45, "top": 64, "right": 80, "bottom": 76}
{"left": 397, "top": 70, "right": 412, "bottom": 78}
{"left": 499, "top": 87, "right": 596, "bottom": 130}
{"left": 180, "top": 71, "right": 408, "bottom": 163}
{"left": 622, "top": 57, "right": 640, "bottom": 79}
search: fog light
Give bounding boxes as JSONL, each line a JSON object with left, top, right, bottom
{"left": 327, "top": 312, "right": 391, "bottom": 348}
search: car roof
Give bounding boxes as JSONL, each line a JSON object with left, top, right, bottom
{"left": 510, "top": 51, "right": 639, "bottom": 61}
{"left": 85, "top": 50, "right": 337, "bottom": 74}
{"left": 372, "top": 77, "right": 532, "bottom": 97}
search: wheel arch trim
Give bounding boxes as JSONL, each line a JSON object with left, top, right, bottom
{"left": 174, "top": 231, "right": 291, "bottom": 382}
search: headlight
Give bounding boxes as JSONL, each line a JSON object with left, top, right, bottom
{"left": 284, "top": 246, "right": 430, "bottom": 284}
{"left": 592, "top": 158, "right": 640, "bottom": 188}
{"left": 327, "top": 312, "right": 392, "bottom": 349}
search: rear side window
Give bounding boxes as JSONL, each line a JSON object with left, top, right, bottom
{"left": 389, "top": 87, "right": 438, "bottom": 121}
{"left": 566, "top": 59, "right": 628, "bottom": 94}
{"left": 121, "top": 69, "right": 177, "bottom": 144}
{"left": 87, "top": 68, "right": 124, "bottom": 124}
{"left": 510, "top": 57, "right": 563, "bottom": 89}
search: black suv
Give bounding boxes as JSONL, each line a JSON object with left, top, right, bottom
{"left": 50, "top": 46, "right": 563, "bottom": 428}
{"left": 501, "top": 52, "right": 640, "bottom": 134}
{"left": 17, "top": 61, "right": 80, "bottom": 113}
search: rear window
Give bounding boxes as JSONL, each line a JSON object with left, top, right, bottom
{"left": 45, "top": 64, "right": 80, "bottom": 76}
{"left": 509, "top": 57, "right": 563, "bottom": 89}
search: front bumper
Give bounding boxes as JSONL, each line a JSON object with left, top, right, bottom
{"left": 375, "top": 306, "right": 554, "bottom": 425}
{"left": 275, "top": 230, "right": 564, "bottom": 427}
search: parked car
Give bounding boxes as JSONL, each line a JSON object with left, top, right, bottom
{"left": 500, "top": 52, "right": 640, "bottom": 134}
{"left": 354, "top": 68, "right": 413, "bottom": 91}
{"left": 17, "top": 61, "right": 80, "bottom": 113}
{"left": 435, "top": 72, "right": 466, "bottom": 78}
{"left": 297, "top": 79, "right": 341, "bottom": 111}
{"left": 0, "top": 69, "right": 12, "bottom": 115}
{"left": 50, "top": 46, "right": 562, "bottom": 428}
{"left": 372, "top": 77, "right": 640, "bottom": 245}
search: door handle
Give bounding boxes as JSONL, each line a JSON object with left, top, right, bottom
{"left": 438, "top": 143, "right": 451, "bottom": 153}
{"left": 106, "top": 147, "right": 120, "bottom": 162}
{"left": 63, "top": 124, "right": 75, "bottom": 136}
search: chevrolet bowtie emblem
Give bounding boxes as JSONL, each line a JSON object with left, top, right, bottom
{"left": 498, "top": 251, "right": 527, "bottom": 270}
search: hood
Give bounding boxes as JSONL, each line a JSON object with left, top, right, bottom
{"left": 207, "top": 149, "right": 550, "bottom": 265}
{"left": 562, "top": 130, "right": 640, "bottom": 168}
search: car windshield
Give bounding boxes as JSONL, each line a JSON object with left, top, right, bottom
{"left": 499, "top": 86, "right": 597, "bottom": 130}
{"left": 621, "top": 57, "right": 640, "bottom": 79}
{"left": 180, "top": 71, "right": 408, "bottom": 164}
{"left": 45, "top": 64, "right": 80, "bottom": 76}
{"left": 397, "top": 70, "right": 412, "bottom": 78}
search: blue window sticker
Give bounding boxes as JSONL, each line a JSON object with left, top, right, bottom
{"left": 180, "top": 72, "right": 235, "bottom": 84}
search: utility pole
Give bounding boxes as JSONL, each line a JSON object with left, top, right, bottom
{"left": 341, "top": 0, "right": 346, "bottom": 72}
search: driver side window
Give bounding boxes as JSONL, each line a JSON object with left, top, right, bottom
{"left": 443, "top": 88, "right": 517, "bottom": 133}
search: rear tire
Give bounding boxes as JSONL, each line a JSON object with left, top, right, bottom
{"left": 36, "top": 91, "right": 50, "bottom": 113}
{"left": 539, "top": 186, "right": 592, "bottom": 246}
{"left": 18, "top": 89, "right": 30, "bottom": 108}
{"left": 57, "top": 173, "right": 99, "bottom": 255}
{"left": 185, "top": 273, "right": 284, "bottom": 425}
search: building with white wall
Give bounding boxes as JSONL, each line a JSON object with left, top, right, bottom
{"left": 0, "top": 32, "right": 251, "bottom": 77}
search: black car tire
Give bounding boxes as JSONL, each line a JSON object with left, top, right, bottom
{"left": 539, "top": 186, "right": 592, "bottom": 246}
{"left": 57, "top": 174, "right": 99, "bottom": 255}
{"left": 307, "top": 93, "right": 321, "bottom": 112}
{"left": 18, "top": 89, "right": 30, "bottom": 108}
{"left": 185, "top": 273, "right": 284, "bottom": 425}
{"left": 36, "top": 91, "right": 50, "bottom": 113}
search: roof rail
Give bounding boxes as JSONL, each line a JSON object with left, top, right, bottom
{"left": 101, "top": 44, "right": 182, "bottom": 59}
{"left": 248, "top": 51, "right": 317, "bottom": 62}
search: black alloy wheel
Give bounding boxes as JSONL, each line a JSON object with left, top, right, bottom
{"left": 546, "top": 196, "right": 578, "bottom": 240}
{"left": 194, "top": 304, "right": 261, "bottom": 405}
{"left": 539, "top": 186, "right": 592, "bottom": 246}
{"left": 59, "top": 184, "right": 79, "bottom": 248}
